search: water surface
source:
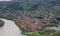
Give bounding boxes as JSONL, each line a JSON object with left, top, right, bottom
{"left": 0, "top": 18, "right": 24, "bottom": 36}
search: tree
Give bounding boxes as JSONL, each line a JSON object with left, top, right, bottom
{"left": 0, "top": 20, "right": 4, "bottom": 27}
{"left": 22, "top": 4, "right": 30, "bottom": 17}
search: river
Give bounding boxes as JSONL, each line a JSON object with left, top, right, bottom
{"left": 0, "top": 18, "right": 25, "bottom": 36}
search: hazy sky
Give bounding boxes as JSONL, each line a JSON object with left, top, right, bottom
{"left": 0, "top": 0, "right": 12, "bottom": 1}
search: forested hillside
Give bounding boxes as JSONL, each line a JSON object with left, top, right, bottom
{"left": 0, "top": 0, "right": 60, "bottom": 19}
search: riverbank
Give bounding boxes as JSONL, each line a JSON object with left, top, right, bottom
{"left": 15, "top": 19, "right": 58, "bottom": 36}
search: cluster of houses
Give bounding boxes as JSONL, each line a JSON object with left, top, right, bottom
{"left": 17, "top": 16, "right": 44, "bottom": 32}
{"left": 16, "top": 13, "right": 60, "bottom": 32}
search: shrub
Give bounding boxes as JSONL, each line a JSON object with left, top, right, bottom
{"left": 0, "top": 20, "right": 4, "bottom": 27}
{"left": 52, "top": 32, "right": 60, "bottom": 36}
